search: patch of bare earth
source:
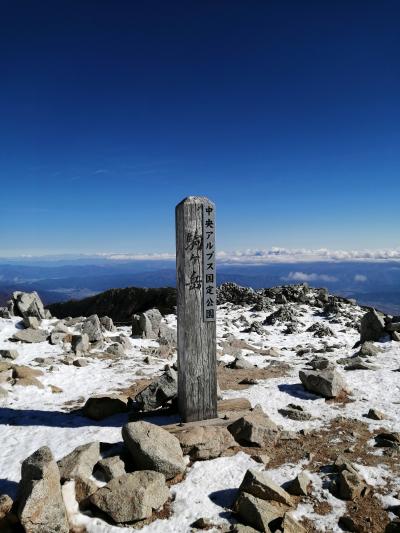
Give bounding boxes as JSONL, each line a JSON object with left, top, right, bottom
{"left": 217, "top": 363, "right": 290, "bottom": 391}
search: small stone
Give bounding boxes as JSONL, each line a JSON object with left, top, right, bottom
{"left": 0, "top": 349, "right": 18, "bottom": 360}
{"left": 0, "top": 494, "right": 13, "bottom": 519}
{"left": 365, "top": 408, "right": 386, "bottom": 420}
{"left": 285, "top": 471, "right": 312, "bottom": 496}
{"left": 50, "top": 385, "right": 63, "bottom": 393}
{"left": 73, "top": 358, "right": 88, "bottom": 367}
{"left": 12, "top": 366, "right": 43, "bottom": 379}
{"left": 278, "top": 404, "right": 312, "bottom": 421}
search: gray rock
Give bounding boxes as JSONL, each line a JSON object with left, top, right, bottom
{"left": 158, "top": 322, "right": 177, "bottom": 345}
{"left": 100, "top": 316, "right": 116, "bottom": 331}
{"left": 17, "top": 446, "right": 69, "bottom": 533}
{"left": 365, "top": 408, "right": 386, "bottom": 420}
{"left": 234, "top": 492, "right": 289, "bottom": 532}
{"left": 82, "top": 314, "right": 103, "bottom": 342}
{"left": 0, "top": 349, "right": 18, "bottom": 360}
{"left": 106, "top": 343, "right": 125, "bottom": 357}
{"left": 52, "top": 320, "right": 69, "bottom": 333}
{"left": 337, "top": 469, "right": 367, "bottom": 500}
{"left": 177, "top": 425, "right": 236, "bottom": 460}
{"left": 90, "top": 471, "right": 169, "bottom": 523}
{"left": 71, "top": 333, "right": 90, "bottom": 355}
{"left": 49, "top": 331, "right": 67, "bottom": 345}
{"left": 135, "top": 367, "right": 177, "bottom": 411}
{"left": 282, "top": 513, "right": 307, "bottom": 533}
{"left": 57, "top": 441, "right": 100, "bottom": 482}
{"left": 285, "top": 471, "right": 312, "bottom": 496}
{"left": 122, "top": 420, "right": 186, "bottom": 479}
{"left": 299, "top": 368, "right": 346, "bottom": 398}
{"left": 73, "top": 358, "right": 89, "bottom": 367}
{"left": 360, "top": 309, "right": 386, "bottom": 342}
{"left": 0, "top": 307, "right": 11, "bottom": 319}
{"left": 308, "top": 357, "right": 332, "bottom": 370}
{"left": 0, "top": 493, "right": 13, "bottom": 519}
{"left": 12, "top": 291, "right": 47, "bottom": 320}
{"left": 12, "top": 365, "right": 43, "bottom": 379}
{"left": 306, "top": 322, "right": 334, "bottom": 338}
{"left": 392, "top": 331, "right": 400, "bottom": 342}
{"left": 132, "top": 308, "right": 162, "bottom": 339}
{"left": 227, "top": 406, "right": 280, "bottom": 447}
{"left": 232, "top": 355, "right": 256, "bottom": 370}
{"left": 278, "top": 404, "right": 312, "bottom": 421}
{"left": 95, "top": 456, "right": 126, "bottom": 482}
{"left": 344, "top": 357, "right": 375, "bottom": 371}
{"left": 82, "top": 395, "right": 128, "bottom": 420}
{"left": 239, "top": 468, "right": 293, "bottom": 506}
{"left": 387, "top": 322, "right": 400, "bottom": 332}
{"left": 12, "top": 328, "right": 48, "bottom": 343}
{"left": 358, "top": 341, "right": 383, "bottom": 357}
{"left": 23, "top": 316, "right": 40, "bottom": 329}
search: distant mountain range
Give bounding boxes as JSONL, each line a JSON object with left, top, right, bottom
{"left": 1, "top": 258, "right": 400, "bottom": 314}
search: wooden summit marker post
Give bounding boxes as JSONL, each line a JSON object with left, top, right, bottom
{"left": 175, "top": 196, "right": 217, "bottom": 422}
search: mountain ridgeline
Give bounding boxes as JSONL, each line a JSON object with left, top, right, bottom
{"left": 46, "top": 282, "right": 362, "bottom": 324}
{"left": 47, "top": 286, "right": 177, "bottom": 323}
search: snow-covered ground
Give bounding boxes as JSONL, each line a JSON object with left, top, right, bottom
{"left": 1, "top": 293, "right": 399, "bottom": 532}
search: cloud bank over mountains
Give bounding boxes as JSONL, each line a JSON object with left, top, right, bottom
{"left": 103, "top": 247, "right": 400, "bottom": 264}
{"left": 1, "top": 247, "right": 400, "bottom": 264}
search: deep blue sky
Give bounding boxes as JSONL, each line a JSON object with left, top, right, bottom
{"left": 1, "top": 1, "right": 399, "bottom": 256}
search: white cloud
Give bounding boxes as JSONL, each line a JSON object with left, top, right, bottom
{"left": 354, "top": 274, "right": 368, "bottom": 282}
{"left": 284, "top": 272, "right": 338, "bottom": 282}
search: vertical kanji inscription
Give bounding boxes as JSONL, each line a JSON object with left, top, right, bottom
{"left": 175, "top": 196, "right": 217, "bottom": 422}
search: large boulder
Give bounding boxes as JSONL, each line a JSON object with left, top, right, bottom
{"left": 11, "top": 291, "right": 48, "bottom": 320}
{"left": 90, "top": 471, "right": 169, "bottom": 523}
{"left": 122, "top": 421, "right": 186, "bottom": 479}
{"left": 82, "top": 395, "right": 128, "bottom": 420}
{"left": 81, "top": 314, "right": 103, "bottom": 342}
{"left": 12, "top": 328, "right": 48, "bottom": 343}
{"left": 360, "top": 309, "right": 386, "bottom": 342}
{"left": 134, "top": 367, "right": 177, "bottom": 411}
{"left": 132, "top": 308, "right": 162, "bottom": 339}
{"left": 17, "top": 446, "right": 69, "bottom": 533}
{"left": 299, "top": 368, "right": 346, "bottom": 398}
{"left": 57, "top": 441, "right": 100, "bottom": 482}
{"left": 100, "top": 316, "right": 116, "bottom": 331}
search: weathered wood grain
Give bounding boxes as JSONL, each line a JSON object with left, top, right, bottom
{"left": 175, "top": 196, "right": 217, "bottom": 422}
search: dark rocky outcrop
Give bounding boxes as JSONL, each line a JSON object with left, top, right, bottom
{"left": 47, "top": 286, "right": 177, "bottom": 322}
